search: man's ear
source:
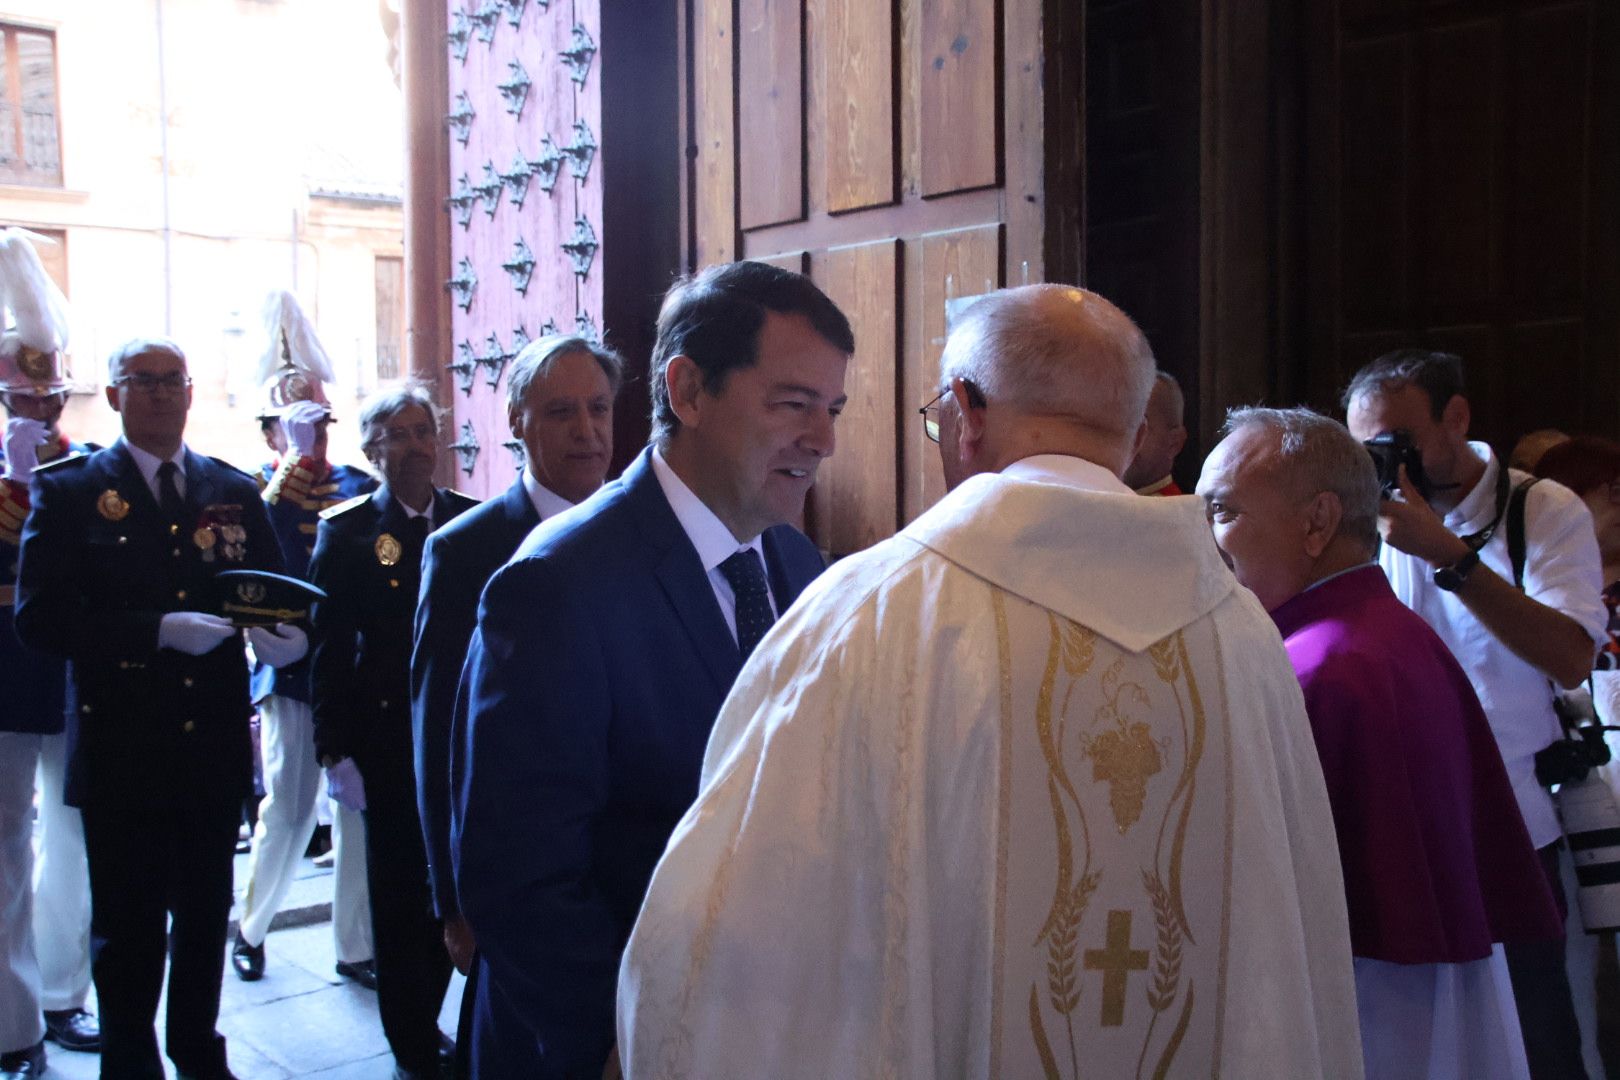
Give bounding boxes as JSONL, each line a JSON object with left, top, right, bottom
{"left": 1440, "top": 393, "right": 1470, "bottom": 442}
{"left": 104, "top": 384, "right": 122, "bottom": 413}
{"left": 1130, "top": 419, "right": 1149, "bottom": 459}
{"left": 665, "top": 355, "right": 705, "bottom": 431}
{"left": 1303, "top": 491, "right": 1344, "bottom": 559}
{"left": 1169, "top": 424, "right": 1189, "bottom": 460}
{"left": 507, "top": 402, "right": 524, "bottom": 442}
{"left": 949, "top": 378, "right": 986, "bottom": 447}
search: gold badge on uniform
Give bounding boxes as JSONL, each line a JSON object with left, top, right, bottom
{"left": 97, "top": 490, "right": 130, "bottom": 522}
{"left": 375, "top": 533, "right": 402, "bottom": 566}
{"left": 194, "top": 526, "right": 217, "bottom": 551}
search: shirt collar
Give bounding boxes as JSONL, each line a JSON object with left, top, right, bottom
{"left": 522, "top": 468, "right": 576, "bottom": 521}
{"left": 121, "top": 437, "right": 186, "bottom": 488}
{"left": 1444, "top": 441, "right": 1501, "bottom": 532}
{"left": 650, "top": 446, "right": 766, "bottom": 573}
{"left": 1002, "top": 453, "right": 1134, "bottom": 496}
{"left": 1303, "top": 560, "right": 1380, "bottom": 594}
{"left": 1134, "top": 474, "right": 1177, "bottom": 496}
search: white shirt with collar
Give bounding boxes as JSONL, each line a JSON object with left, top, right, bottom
{"left": 650, "top": 447, "right": 778, "bottom": 645}
{"left": 1378, "top": 439, "right": 1608, "bottom": 847}
{"left": 522, "top": 468, "right": 576, "bottom": 522}
{"left": 121, "top": 437, "right": 187, "bottom": 502}
{"left": 1002, "top": 452, "right": 1135, "bottom": 496}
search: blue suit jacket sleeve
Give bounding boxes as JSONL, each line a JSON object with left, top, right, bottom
{"left": 453, "top": 554, "right": 618, "bottom": 1075}
{"left": 411, "top": 528, "right": 475, "bottom": 919}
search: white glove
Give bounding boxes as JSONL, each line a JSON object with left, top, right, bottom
{"left": 3, "top": 417, "right": 48, "bottom": 481}
{"left": 282, "top": 400, "right": 329, "bottom": 459}
{"left": 246, "top": 623, "right": 309, "bottom": 668}
{"left": 326, "top": 757, "right": 367, "bottom": 812}
{"left": 157, "top": 612, "right": 237, "bottom": 656}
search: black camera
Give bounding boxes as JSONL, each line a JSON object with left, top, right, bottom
{"left": 1534, "top": 699, "right": 1615, "bottom": 788}
{"left": 1363, "top": 431, "right": 1435, "bottom": 501}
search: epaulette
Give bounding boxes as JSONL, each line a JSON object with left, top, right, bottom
{"left": 319, "top": 493, "right": 373, "bottom": 521}
{"left": 208, "top": 456, "right": 260, "bottom": 483}
{"left": 33, "top": 451, "right": 89, "bottom": 473}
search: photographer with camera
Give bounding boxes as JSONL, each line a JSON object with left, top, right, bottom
{"left": 1346, "top": 349, "right": 1608, "bottom": 1080}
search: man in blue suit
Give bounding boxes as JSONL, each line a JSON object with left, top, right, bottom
{"left": 454, "top": 260, "right": 853, "bottom": 1078}
{"left": 411, "top": 334, "right": 622, "bottom": 1075}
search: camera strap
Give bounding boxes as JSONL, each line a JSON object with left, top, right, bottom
{"left": 1458, "top": 459, "right": 1514, "bottom": 554}
{"left": 1506, "top": 477, "right": 1540, "bottom": 591}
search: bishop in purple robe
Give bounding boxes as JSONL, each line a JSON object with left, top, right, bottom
{"left": 1200, "top": 407, "right": 1562, "bottom": 1080}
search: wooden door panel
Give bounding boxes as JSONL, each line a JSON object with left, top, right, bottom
{"left": 1340, "top": 38, "right": 1409, "bottom": 329}
{"left": 905, "top": 224, "right": 1002, "bottom": 520}
{"left": 739, "top": 0, "right": 806, "bottom": 230}
{"left": 820, "top": 0, "right": 897, "bottom": 213}
{"left": 1420, "top": 21, "right": 1498, "bottom": 316}
{"left": 1506, "top": 5, "right": 1592, "bottom": 311}
{"left": 919, "top": 0, "right": 998, "bottom": 196}
{"left": 693, "top": 0, "right": 739, "bottom": 266}
{"left": 811, "top": 239, "right": 901, "bottom": 554}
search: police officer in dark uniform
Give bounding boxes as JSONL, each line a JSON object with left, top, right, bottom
{"left": 308, "top": 384, "right": 477, "bottom": 1080}
{"left": 15, "top": 337, "right": 309, "bottom": 1080}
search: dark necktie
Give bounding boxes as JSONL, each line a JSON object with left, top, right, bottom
{"left": 156, "top": 461, "right": 184, "bottom": 522}
{"left": 718, "top": 548, "right": 775, "bottom": 660}
{"left": 402, "top": 514, "right": 431, "bottom": 555}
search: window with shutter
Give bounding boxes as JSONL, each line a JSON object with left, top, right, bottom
{"left": 0, "top": 25, "right": 62, "bottom": 187}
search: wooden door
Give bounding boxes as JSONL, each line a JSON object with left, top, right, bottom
{"left": 685, "top": 0, "right": 1078, "bottom": 555}
{"left": 1301, "top": 0, "right": 1620, "bottom": 448}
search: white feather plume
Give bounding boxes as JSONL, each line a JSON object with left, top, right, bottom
{"left": 0, "top": 228, "right": 70, "bottom": 353}
{"left": 257, "top": 289, "right": 335, "bottom": 384}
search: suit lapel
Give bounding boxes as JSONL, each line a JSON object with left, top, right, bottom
{"left": 104, "top": 442, "right": 161, "bottom": 522}
{"left": 182, "top": 449, "right": 218, "bottom": 513}
{"left": 501, "top": 477, "right": 540, "bottom": 544}
{"left": 622, "top": 449, "right": 741, "bottom": 695}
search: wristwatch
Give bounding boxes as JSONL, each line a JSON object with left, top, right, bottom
{"left": 1433, "top": 549, "right": 1481, "bottom": 592}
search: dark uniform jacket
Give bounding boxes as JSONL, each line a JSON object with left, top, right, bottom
{"left": 308, "top": 484, "right": 478, "bottom": 768}
{"left": 1, "top": 436, "right": 95, "bottom": 735}
{"left": 14, "top": 442, "right": 284, "bottom": 799}
{"left": 251, "top": 457, "right": 377, "bottom": 705}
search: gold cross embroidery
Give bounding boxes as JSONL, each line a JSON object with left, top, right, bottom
{"left": 1083, "top": 909, "right": 1149, "bottom": 1027}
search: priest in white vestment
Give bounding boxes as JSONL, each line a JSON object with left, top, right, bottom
{"left": 616, "top": 285, "right": 1363, "bottom": 1079}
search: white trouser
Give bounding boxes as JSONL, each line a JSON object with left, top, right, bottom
{"left": 237, "top": 695, "right": 373, "bottom": 961}
{"left": 1355, "top": 944, "right": 1529, "bottom": 1080}
{"left": 0, "top": 732, "right": 45, "bottom": 1053}
{"left": 32, "top": 730, "right": 90, "bottom": 1013}
{"left": 329, "top": 800, "right": 372, "bottom": 964}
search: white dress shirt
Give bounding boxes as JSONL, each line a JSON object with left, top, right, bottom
{"left": 1003, "top": 452, "right": 1135, "bottom": 496}
{"left": 522, "top": 468, "right": 576, "bottom": 522}
{"left": 1379, "top": 440, "right": 1608, "bottom": 847}
{"left": 650, "top": 448, "right": 777, "bottom": 645}
{"left": 121, "top": 438, "right": 187, "bottom": 502}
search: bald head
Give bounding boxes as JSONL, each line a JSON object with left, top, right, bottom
{"left": 1123, "top": 371, "right": 1188, "bottom": 489}
{"left": 935, "top": 285, "right": 1156, "bottom": 485}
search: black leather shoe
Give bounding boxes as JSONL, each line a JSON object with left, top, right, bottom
{"left": 231, "top": 931, "right": 265, "bottom": 981}
{"left": 335, "top": 958, "right": 377, "bottom": 990}
{"left": 43, "top": 1006, "right": 101, "bottom": 1051}
{"left": 0, "top": 1039, "right": 46, "bottom": 1078}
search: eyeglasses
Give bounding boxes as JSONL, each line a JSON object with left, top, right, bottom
{"left": 918, "top": 380, "right": 986, "bottom": 444}
{"left": 379, "top": 422, "right": 436, "bottom": 445}
{"left": 114, "top": 372, "right": 191, "bottom": 394}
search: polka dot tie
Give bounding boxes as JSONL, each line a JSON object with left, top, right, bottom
{"left": 719, "top": 548, "right": 774, "bottom": 660}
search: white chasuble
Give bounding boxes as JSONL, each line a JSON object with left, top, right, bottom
{"left": 618, "top": 456, "right": 1362, "bottom": 1080}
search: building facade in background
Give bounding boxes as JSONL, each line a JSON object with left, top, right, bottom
{"left": 0, "top": 0, "right": 404, "bottom": 469}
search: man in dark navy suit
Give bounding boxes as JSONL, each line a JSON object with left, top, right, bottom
{"left": 16, "top": 338, "right": 306, "bottom": 1080}
{"left": 410, "top": 334, "right": 622, "bottom": 1075}
{"left": 453, "top": 260, "right": 853, "bottom": 1078}
{"left": 309, "top": 384, "right": 477, "bottom": 1080}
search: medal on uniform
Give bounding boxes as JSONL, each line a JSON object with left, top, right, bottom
{"left": 97, "top": 489, "right": 130, "bottom": 522}
{"left": 375, "top": 533, "right": 402, "bottom": 566}
{"left": 194, "top": 526, "right": 216, "bottom": 551}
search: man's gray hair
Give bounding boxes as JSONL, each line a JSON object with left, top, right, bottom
{"left": 505, "top": 334, "right": 625, "bottom": 412}
{"left": 359, "top": 381, "right": 439, "bottom": 455}
{"left": 107, "top": 336, "right": 186, "bottom": 383}
{"left": 939, "top": 285, "right": 1156, "bottom": 439}
{"left": 1223, "top": 406, "right": 1381, "bottom": 551}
